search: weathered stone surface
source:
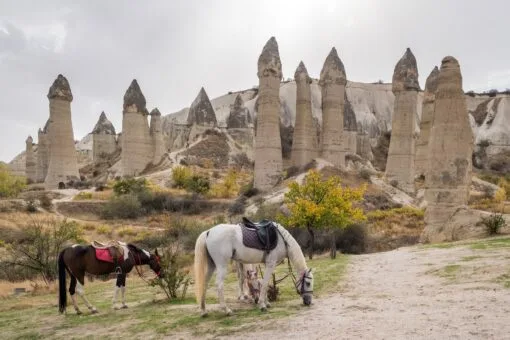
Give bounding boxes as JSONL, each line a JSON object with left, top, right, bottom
{"left": 47, "top": 74, "right": 73, "bottom": 101}
{"left": 187, "top": 87, "right": 217, "bottom": 126}
{"left": 25, "top": 136, "right": 36, "bottom": 182}
{"left": 92, "top": 112, "right": 117, "bottom": 163}
{"left": 422, "top": 56, "right": 475, "bottom": 243}
{"left": 385, "top": 48, "right": 419, "bottom": 193}
{"left": 150, "top": 108, "right": 166, "bottom": 164}
{"left": 291, "top": 61, "right": 318, "bottom": 167}
{"left": 227, "top": 95, "right": 252, "bottom": 128}
{"left": 121, "top": 79, "right": 152, "bottom": 176}
{"left": 343, "top": 93, "right": 358, "bottom": 154}
{"left": 415, "top": 66, "right": 439, "bottom": 177}
{"left": 45, "top": 74, "right": 80, "bottom": 188}
{"left": 320, "top": 47, "right": 347, "bottom": 167}
{"left": 36, "top": 121, "right": 50, "bottom": 183}
{"left": 357, "top": 132, "right": 374, "bottom": 161}
{"left": 254, "top": 37, "right": 283, "bottom": 190}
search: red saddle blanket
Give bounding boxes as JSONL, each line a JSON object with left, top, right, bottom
{"left": 95, "top": 248, "right": 123, "bottom": 263}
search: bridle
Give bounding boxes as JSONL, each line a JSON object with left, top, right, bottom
{"left": 132, "top": 249, "right": 161, "bottom": 283}
{"left": 294, "top": 270, "right": 313, "bottom": 295}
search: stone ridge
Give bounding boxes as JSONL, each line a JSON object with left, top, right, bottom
{"left": 425, "top": 66, "right": 440, "bottom": 93}
{"left": 150, "top": 108, "right": 161, "bottom": 116}
{"left": 294, "top": 61, "right": 312, "bottom": 83}
{"left": 319, "top": 47, "right": 347, "bottom": 86}
{"left": 257, "top": 36, "right": 283, "bottom": 79}
{"left": 392, "top": 48, "right": 420, "bottom": 92}
{"left": 123, "top": 79, "right": 147, "bottom": 113}
{"left": 436, "top": 56, "right": 463, "bottom": 94}
{"left": 227, "top": 94, "right": 251, "bottom": 128}
{"left": 92, "top": 111, "right": 116, "bottom": 135}
{"left": 187, "top": 87, "right": 217, "bottom": 126}
{"left": 42, "top": 119, "right": 50, "bottom": 133}
{"left": 26, "top": 135, "right": 33, "bottom": 143}
{"left": 47, "top": 74, "right": 73, "bottom": 101}
{"left": 344, "top": 93, "right": 357, "bottom": 131}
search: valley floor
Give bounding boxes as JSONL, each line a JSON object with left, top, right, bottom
{"left": 216, "top": 238, "right": 510, "bottom": 340}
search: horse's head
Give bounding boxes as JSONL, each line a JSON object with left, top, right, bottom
{"left": 245, "top": 269, "right": 261, "bottom": 304}
{"left": 147, "top": 248, "right": 162, "bottom": 278}
{"left": 296, "top": 268, "right": 313, "bottom": 306}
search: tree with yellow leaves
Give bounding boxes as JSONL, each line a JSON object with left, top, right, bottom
{"left": 280, "top": 170, "right": 366, "bottom": 259}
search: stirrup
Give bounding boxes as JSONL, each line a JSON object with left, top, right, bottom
{"left": 115, "top": 267, "right": 122, "bottom": 275}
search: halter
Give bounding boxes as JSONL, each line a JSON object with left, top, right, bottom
{"left": 294, "top": 270, "right": 314, "bottom": 295}
{"left": 133, "top": 249, "right": 161, "bottom": 284}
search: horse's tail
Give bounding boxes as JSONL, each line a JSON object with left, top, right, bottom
{"left": 194, "top": 231, "right": 209, "bottom": 304}
{"left": 58, "top": 249, "right": 67, "bottom": 314}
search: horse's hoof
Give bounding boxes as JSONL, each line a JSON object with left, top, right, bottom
{"left": 201, "top": 311, "right": 208, "bottom": 318}
{"left": 266, "top": 302, "right": 272, "bottom": 308}
{"left": 76, "top": 310, "right": 82, "bottom": 315}
{"left": 121, "top": 304, "right": 128, "bottom": 309}
{"left": 91, "top": 309, "right": 99, "bottom": 314}
{"left": 260, "top": 306, "right": 267, "bottom": 312}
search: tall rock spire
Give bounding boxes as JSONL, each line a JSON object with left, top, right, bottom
{"left": 254, "top": 37, "right": 283, "bottom": 190}
{"left": 421, "top": 57, "right": 474, "bottom": 243}
{"left": 121, "top": 79, "right": 152, "bottom": 176}
{"left": 187, "top": 87, "right": 217, "bottom": 126}
{"left": 385, "top": 48, "right": 420, "bottom": 193}
{"left": 150, "top": 108, "right": 165, "bottom": 164}
{"left": 92, "top": 111, "right": 117, "bottom": 163}
{"left": 291, "top": 61, "right": 318, "bottom": 167}
{"left": 415, "top": 66, "right": 440, "bottom": 177}
{"left": 227, "top": 94, "right": 252, "bottom": 128}
{"left": 25, "top": 136, "right": 36, "bottom": 183}
{"left": 44, "top": 74, "right": 80, "bottom": 188}
{"left": 319, "top": 47, "right": 347, "bottom": 167}
{"left": 36, "top": 119, "right": 50, "bottom": 183}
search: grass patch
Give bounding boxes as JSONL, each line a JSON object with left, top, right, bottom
{"left": 461, "top": 256, "right": 482, "bottom": 262}
{"left": 428, "top": 264, "right": 461, "bottom": 281}
{"left": 469, "top": 237, "right": 510, "bottom": 250}
{"left": 495, "top": 273, "right": 510, "bottom": 289}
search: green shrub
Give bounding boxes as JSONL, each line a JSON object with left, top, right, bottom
{"left": 96, "top": 225, "right": 112, "bottom": 235}
{"left": 112, "top": 178, "right": 148, "bottom": 196}
{"left": 481, "top": 213, "right": 506, "bottom": 235}
{"left": 25, "top": 198, "right": 37, "bottom": 213}
{"left": 117, "top": 226, "right": 137, "bottom": 237}
{"left": 172, "top": 166, "right": 192, "bottom": 189}
{"left": 185, "top": 175, "right": 210, "bottom": 195}
{"left": 0, "top": 164, "right": 26, "bottom": 198}
{"left": 74, "top": 192, "right": 93, "bottom": 200}
{"left": 101, "top": 194, "right": 143, "bottom": 219}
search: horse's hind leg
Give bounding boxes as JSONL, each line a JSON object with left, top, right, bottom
{"left": 75, "top": 276, "right": 97, "bottom": 314}
{"left": 259, "top": 261, "right": 276, "bottom": 312}
{"left": 236, "top": 262, "right": 248, "bottom": 301}
{"left": 216, "top": 264, "right": 232, "bottom": 316}
{"left": 69, "top": 275, "right": 82, "bottom": 315}
{"left": 112, "top": 274, "right": 127, "bottom": 310}
{"left": 200, "top": 264, "right": 215, "bottom": 317}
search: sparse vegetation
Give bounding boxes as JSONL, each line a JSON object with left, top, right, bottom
{"left": 0, "top": 164, "right": 26, "bottom": 198}
{"left": 480, "top": 213, "right": 506, "bottom": 235}
{"left": 101, "top": 194, "right": 143, "bottom": 219}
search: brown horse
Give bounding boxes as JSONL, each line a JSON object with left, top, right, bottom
{"left": 58, "top": 243, "right": 162, "bottom": 314}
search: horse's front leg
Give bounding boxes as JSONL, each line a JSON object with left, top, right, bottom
{"left": 75, "top": 277, "right": 97, "bottom": 314}
{"left": 112, "top": 274, "right": 126, "bottom": 310}
{"left": 259, "top": 261, "right": 276, "bottom": 312}
{"left": 120, "top": 275, "right": 128, "bottom": 309}
{"left": 216, "top": 265, "right": 232, "bottom": 316}
{"left": 236, "top": 262, "right": 248, "bottom": 302}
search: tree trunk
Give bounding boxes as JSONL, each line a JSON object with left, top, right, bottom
{"left": 329, "top": 230, "right": 337, "bottom": 259}
{"left": 307, "top": 227, "right": 314, "bottom": 260}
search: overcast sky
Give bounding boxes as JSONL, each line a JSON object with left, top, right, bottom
{"left": 1, "top": 0, "right": 509, "bottom": 162}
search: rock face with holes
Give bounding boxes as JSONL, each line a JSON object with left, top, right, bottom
{"left": 25, "top": 136, "right": 36, "bottom": 183}
{"left": 150, "top": 108, "right": 165, "bottom": 165}
{"left": 291, "top": 61, "right": 318, "bottom": 168}
{"left": 121, "top": 79, "right": 152, "bottom": 176}
{"left": 385, "top": 48, "right": 420, "bottom": 194}
{"left": 415, "top": 66, "right": 439, "bottom": 177}
{"left": 320, "top": 47, "right": 347, "bottom": 167}
{"left": 92, "top": 111, "right": 117, "bottom": 163}
{"left": 254, "top": 37, "right": 283, "bottom": 191}
{"left": 45, "top": 74, "right": 80, "bottom": 189}
{"left": 421, "top": 56, "right": 474, "bottom": 243}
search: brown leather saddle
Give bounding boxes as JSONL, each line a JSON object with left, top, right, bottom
{"left": 241, "top": 217, "right": 278, "bottom": 253}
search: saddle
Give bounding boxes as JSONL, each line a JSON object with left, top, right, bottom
{"left": 92, "top": 240, "right": 126, "bottom": 263}
{"left": 241, "top": 217, "right": 278, "bottom": 253}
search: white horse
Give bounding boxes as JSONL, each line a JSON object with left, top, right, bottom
{"left": 194, "top": 222, "right": 314, "bottom": 316}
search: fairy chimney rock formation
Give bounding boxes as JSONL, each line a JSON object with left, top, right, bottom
{"left": 44, "top": 74, "right": 80, "bottom": 188}
{"left": 36, "top": 120, "right": 50, "bottom": 182}
{"left": 421, "top": 57, "right": 474, "bottom": 243}
{"left": 320, "top": 47, "right": 347, "bottom": 167}
{"left": 415, "top": 66, "right": 440, "bottom": 177}
{"left": 150, "top": 108, "right": 165, "bottom": 164}
{"left": 291, "top": 61, "right": 318, "bottom": 167}
{"left": 227, "top": 94, "right": 252, "bottom": 128}
{"left": 344, "top": 93, "right": 358, "bottom": 154}
{"left": 385, "top": 48, "right": 420, "bottom": 193}
{"left": 121, "top": 79, "right": 152, "bottom": 176}
{"left": 92, "top": 111, "right": 117, "bottom": 163}
{"left": 25, "top": 136, "right": 36, "bottom": 182}
{"left": 187, "top": 87, "right": 217, "bottom": 126}
{"left": 254, "top": 37, "right": 283, "bottom": 191}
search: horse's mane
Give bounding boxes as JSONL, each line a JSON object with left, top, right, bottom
{"left": 127, "top": 243, "right": 142, "bottom": 253}
{"left": 275, "top": 224, "right": 307, "bottom": 272}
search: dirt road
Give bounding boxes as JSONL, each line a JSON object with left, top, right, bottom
{"left": 220, "top": 241, "right": 510, "bottom": 340}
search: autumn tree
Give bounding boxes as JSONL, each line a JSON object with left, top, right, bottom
{"left": 281, "top": 170, "right": 366, "bottom": 259}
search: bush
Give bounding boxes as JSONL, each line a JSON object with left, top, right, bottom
{"left": 185, "top": 175, "right": 210, "bottom": 195}
{"left": 211, "top": 169, "right": 239, "bottom": 198}
{"left": 40, "top": 193, "right": 53, "bottom": 211}
{"left": 284, "top": 166, "right": 300, "bottom": 179}
{"left": 0, "top": 164, "right": 26, "bottom": 198}
{"left": 2, "top": 219, "right": 83, "bottom": 284}
{"left": 241, "top": 180, "right": 259, "bottom": 198}
{"left": 228, "top": 198, "right": 246, "bottom": 216}
{"left": 172, "top": 166, "right": 192, "bottom": 189}
{"left": 359, "top": 169, "right": 372, "bottom": 181}
{"left": 481, "top": 213, "right": 506, "bottom": 235}
{"left": 25, "top": 198, "right": 37, "bottom": 213}
{"left": 118, "top": 226, "right": 137, "bottom": 237}
{"left": 101, "top": 194, "right": 143, "bottom": 219}
{"left": 112, "top": 178, "right": 148, "bottom": 196}
{"left": 149, "top": 243, "right": 192, "bottom": 300}
{"left": 74, "top": 192, "right": 93, "bottom": 200}
{"left": 96, "top": 225, "right": 112, "bottom": 235}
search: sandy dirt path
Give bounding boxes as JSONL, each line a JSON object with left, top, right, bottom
{"left": 217, "top": 243, "right": 510, "bottom": 340}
